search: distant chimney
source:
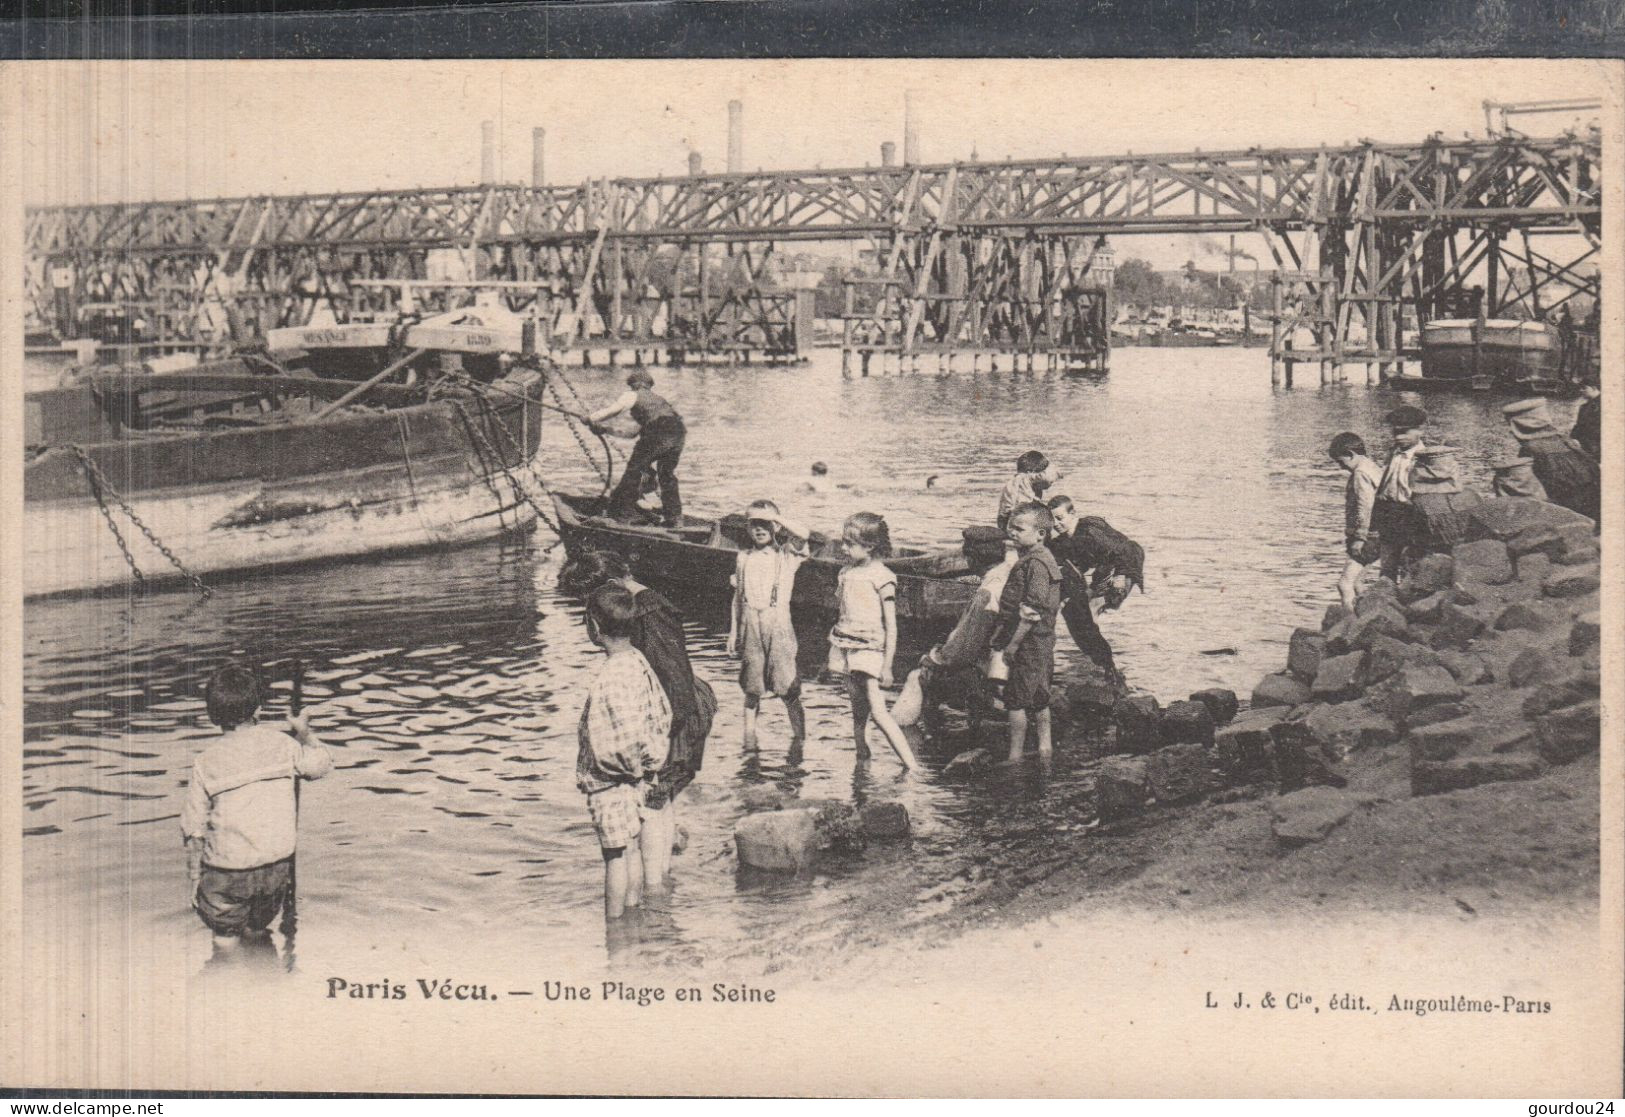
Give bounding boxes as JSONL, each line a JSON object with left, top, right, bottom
{"left": 727, "top": 100, "right": 743, "bottom": 173}
{"left": 880, "top": 141, "right": 896, "bottom": 167}
{"left": 689, "top": 151, "right": 703, "bottom": 176}
{"left": 904, "top": 90, "right": 920, "bottom": 165}
{"left": 1229, "top": 234, "right": 1236, "bottom": 275}
{"left": 481, "top": 120, "right": 496, "bottom": 184}
{"left": 531, "top": 127, "right": 546, "bottom": 187}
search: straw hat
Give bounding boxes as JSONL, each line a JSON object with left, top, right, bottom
{"left": 1410, "top": 446, "right": 1464, "bottom": 494}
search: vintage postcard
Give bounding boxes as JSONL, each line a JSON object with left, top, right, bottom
{"left": 2, "top": 58, "right": 1621, "bottom": 1097}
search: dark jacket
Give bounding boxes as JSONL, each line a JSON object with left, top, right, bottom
{"left": 1049, "top": 516, "right": 1146, "bottom": 605}
{"left": 630, "top": 588, "right": 711, "bottom": 784}
{"left": 1521, "top": 434, "right": 1601, "bottom": 524}
{"left": 1572, "top": 397, "right": 1601, "bottom": 461}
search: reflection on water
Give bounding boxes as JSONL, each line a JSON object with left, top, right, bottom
{"left": 23, "top": 348, "right": 1568, "bottom": 976}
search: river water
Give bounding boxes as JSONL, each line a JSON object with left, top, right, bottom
{"left": 22, "top": 347, "right": 1570, "bottom": 981}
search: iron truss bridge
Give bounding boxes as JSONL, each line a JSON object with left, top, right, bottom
{"left": 25, "top": 131, "right": 1601, "bottom": 370}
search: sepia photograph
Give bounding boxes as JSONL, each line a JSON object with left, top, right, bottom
{"left": 3, "top": 58, "right": 1620, "bottom": 1097}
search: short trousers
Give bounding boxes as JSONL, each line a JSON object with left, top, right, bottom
{"left": 999, "top": 634, "right": 1054, "bottom": 712}
{"left": 585, "top": 783, "right": 645, "bottom": 851}
{"left": 828, "top": 641, "right": 885, "bottom": 679}
{"left": 194, "top": 858, "right": 292, "bottom": 937}
{"left": 740, "top": 607, "right": 800, "bottom": 697}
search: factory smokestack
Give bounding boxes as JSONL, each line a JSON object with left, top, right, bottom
{"left": 903, "top": 90, "right": 920, "bottom": 165}
{"left": 727, "top": 100, "right": 743, "bottom": 173}
{"left": 689, "top": 151, "right": 704, "bottom": 176}
{"left": 880, "top": 141, "right": 896, "bottom": 167}
{"left": 531, "top": 127, "right": 546, "bottom": 187}
{"left": 481, "top": 120, "right": 496, "bottom": 184}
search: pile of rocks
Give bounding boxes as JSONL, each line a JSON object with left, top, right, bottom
{"left": 1099, "top": 497, "right": 1602, "bottom": 846}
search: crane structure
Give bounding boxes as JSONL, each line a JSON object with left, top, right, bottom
{"left": 24, "top": 129, "right": 1601, "bottom": 376}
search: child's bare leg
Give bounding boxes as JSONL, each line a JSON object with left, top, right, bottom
{"left": 603, "top": 849, "right": 631, "bottom": 920}
{"left": 641, "top": 802, "right": 674, "bottom": 888}
{"left": 1337, "top": 558, "right": 1364, "bottom": 612}
{"left": 847, "top": 676, "right": 872, "bottom": 758}
{"left": 624, "top": 834, "right": 646, "bottom": 910}
{"left": 1006, "top": 708, "right": 1029, "bottom": 763}
{"left": 865, "top": 677, "right": 918, "bottom": 770}
{"left": 784, "top": 684, "right": 806, "bottom": 744}
{"left": 1034, "top": 705, "right": 1053, "bottom": 756}
{"left": 743, "top": 694, "right": 760, "bottom": 747}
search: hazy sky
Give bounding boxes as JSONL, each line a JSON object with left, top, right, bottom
{"left": 19, "top": 59, "right": 1617, "bottom": 268}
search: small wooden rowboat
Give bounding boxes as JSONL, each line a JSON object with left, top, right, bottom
{"left": 549, "top": 493, "right": 984, "bottom": 648}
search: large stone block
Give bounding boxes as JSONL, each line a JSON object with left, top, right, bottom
{"left": 1270, "top": 786, "right": 1362, "bottom": 848}
{"left": 1066, "top": 680, "right": 1121, "bottom": 721}
{"left": 1535, "top": 701, "right": 1601, "bottom": 765}
{"left": 860, "top": 801, "right": 911, "bottom": 841}
{"left": 1312, "top": 651, "right": 1367, "bottom": 702}
{"left": 1404, "top": 590, "right": 1453, "bottom": 624}
{"left": 1096, "top": 756, "right": 1151, "bottom": 821}
{"left": 1514, "top": 552, "right": 1553, "bottom": 591}
{"left": 1354, "top": 580, "right": 1403, "bottom": 618}
{"left": 1358, "top": 634, "right": 1441, "bottom": 688}
{"left": 1543, "top": 564, "right": 1601, "bottom": 599}
{"left": 1287, "top": 628, "right": 1328, "bottom": 682}
{"left": 1269, "top": 721, "right": 1348, "bottom": 792}
{"left": 1551, "top": 537, "right": 1601, "bottom": 566}
{"left": 1451, "top": 539, "right": 1514, "bottom": 586}
{"left": 1412, "top": 754, "right": 1545, "bottom": 797}
{"left": 1435, "top": 649, "right": 1490, "bottom": 686}
{"left": 1508, "top": 646, "right": 1567, "bottom": 689}
{"left": 1215, "top": 711, "right": 1280, "bottom": 781}
{"left": 1146, "top": 742, "right": 1214, "bottom": 804}
{"left": 1400, "top": 553, "right": 1455, "bottom": 601}
{"left": 1406, "top": 716, "right": 1481, "bottom": 763}
{"left": 1378, "top": 664, "right": 1464, "bottom": 721}
{"left": 1112, "top": 694, "right": 1164, "bottom": 754}
{"left": 1466, "top": 496, "right": 1592, "bottom": 542}
{"left": 1569, "top": 613, "right": 1601, "bottom": 658}
{"left": 1252, "top": 673, "right": 1311, "bottom": 709}
{"left": 735, "top": 809, "right": 820, "bottom": 872}
{"left": 1430, "top": 603, "right": 1490, "bottom": 650}
{"left": 1328, "top": 606, "right": 1411, "bottom": 654}
{"left": 1302, "top": 699, "right": 1397, "bottom": 760}
{"left": 1189, "top": 688, "right": 1239, "bottom": 727}
{"left": 1321, "top": 603, "right": 1351, "bottom": 633}
{"left": 1160, "top": 699, "right": 1217, "bottom": 746}
{"left": 1404, "top": 701, "right": 1471, "bottom": 731}
{"left": 1494, "top": 600, "right": 1563, "bottom": 633}
{"left": 740, "top": 785, "right": 791, "bottom": 813}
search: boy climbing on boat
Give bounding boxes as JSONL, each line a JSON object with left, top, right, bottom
{"left": 577, "top": 584, "right": 672, "bottom": 920}
{"left": 828, "top": 513, "right": 919, "bottom": 770}
{"left": 727, "top": 500, "right": 810, "bottom": 749}
{"left": 182, "top": 663, "right": 332, "bottom": 952}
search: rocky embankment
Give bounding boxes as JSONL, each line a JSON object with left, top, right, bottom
{"left": 1097, "top": 495, "right": 1601, "bottom": 848}
{"left": 730, "top": 495, "right": 1601, "bottom": 877}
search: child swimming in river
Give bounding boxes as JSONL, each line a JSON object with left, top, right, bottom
{"left": 827, "top": 512, "right": 918, "bottom": 770}
{"left": 727, "top": 499, "right": 810, "bottom": 748}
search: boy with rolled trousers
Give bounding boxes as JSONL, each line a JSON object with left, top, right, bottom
{"left": 991, "top": 502, "right": 1063, "bottom": 764}
{"left": 182, "top": 663, "right": 332, "bottom": 951}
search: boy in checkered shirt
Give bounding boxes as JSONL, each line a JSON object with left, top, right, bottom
{"left": 577, "top": 583, "right": 672, "bottom": 920}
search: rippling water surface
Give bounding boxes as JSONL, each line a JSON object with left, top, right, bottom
{"left": 23, "top": 347, "right": 1564, "bottom": 974}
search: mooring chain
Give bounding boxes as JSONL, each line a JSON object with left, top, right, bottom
{"left": 69, "top": 445, "right": 213, "bottom": 599}
{"left": 541, "top": 374, "right": 613, "bottom": 492}
{"left": 447, "top": 398, "right": 564, "bottom": 549}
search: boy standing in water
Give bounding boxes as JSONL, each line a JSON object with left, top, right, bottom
{"left": 991, "top": 503, "right": 1063, "bottom": 764}
{"left": 1328, "top": 432, "right": 1383, "bottom": 612}
{"left": 182, "top": 664, "right": 332, "bottom": 950}
{"left": 578, "top": 584, "right": 672, "bottom": 920}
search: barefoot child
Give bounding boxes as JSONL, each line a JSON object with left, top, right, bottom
{"left": 992, "top": 502, "right": 1063, "bottom": 763}
{"left": 997, "top": 450, "right": 1061, "bottom": 531}
{"left": 727, "top": 500, "right": 809, "bottom": 748}
{"left": 182, "top": 664, "right": 332, "bottom": 951}
{"left": 578, "top": 584, "right": 672, "bottom": 920}
{"left": 828, "top": 512, "right": 919, "bottom": 769}
{"left": 1328, "top": 432, "right": 1383, "bottom": 612}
